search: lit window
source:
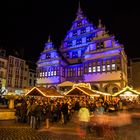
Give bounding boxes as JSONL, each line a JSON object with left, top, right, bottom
{"left": 88, "top": 67, "right": 92, "bottom": 72}
{"left": 42, "top": 72, "right": 45, "bottom": 77}
{"left": 39, "top": 73, "right": 42, "bottom": 77}
{"left": 102, "top": 65, "right": 106, "bottom": 71}
{"left": 93, "top": 66, "right": 96, "bottom": 72}
{"left": 51, "top": 71, "right": 53, "bottom": 76}
{"left": 97, "top": 66, "right": 100, "bottom": 72}
{"left": 48, "top": 72, "right": 50, "bottom": 76}
{"left": 112, "top": 64, "right": 116, "bottom": 70}
{"left": 107, "top": 65, "right": 110, "bottom": 71}
{"left": 45, "top": 72, "right": 47, "bottom": 76}
{"left": 54, "top": 71, "right": 56, "bottom": 76}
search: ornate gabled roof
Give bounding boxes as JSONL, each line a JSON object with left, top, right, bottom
{"left": 25, "top": 87, "right": 64, "bottom": 98}
{"left": 112, "top": 86, "right": 140, "bottom": 97}
{"left": 65, "top": 86, "right": 100, "bottom": 97}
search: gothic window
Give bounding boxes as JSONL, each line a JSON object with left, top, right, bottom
{"left": 77, "top": 22, "right": 82, "bottom": 27}
{"left": 56, "top": 67, "right": 60, "bottom": 76}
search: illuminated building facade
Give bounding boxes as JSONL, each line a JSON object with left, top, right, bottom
{"left": 37, "top": 4, "right": 128, "bottom": 93}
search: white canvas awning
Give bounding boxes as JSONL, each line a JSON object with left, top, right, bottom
{"left": 57, "top": 81, "right": 75, "bottom": 87}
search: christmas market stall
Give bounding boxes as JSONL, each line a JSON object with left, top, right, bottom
{"left": 65, "top": 83, "right": 110, "bottom": 100}
{"left": 112, "top": 86, "right": 140, "bottom": 110}
{"left": 25, "top": 87, "right": 64, "bottom": 99}
{"left": 112, "top": 86, "right": 140, "bottom": 100}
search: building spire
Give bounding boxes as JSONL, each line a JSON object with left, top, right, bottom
{"left": 76, "top": 1, "right": 84, "bottom": 20}
{"left": 47, "top": 35, "right": 51, "bottom": 43}
{"left": 77, "top": 1, "right": 82, "bottom": 15}
{"left": 98, "top": 19, "right": 102, "bottom": 28}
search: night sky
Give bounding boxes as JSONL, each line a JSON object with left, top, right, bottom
{"left": 0, "top": 0, "right": 140, "bottom": 62}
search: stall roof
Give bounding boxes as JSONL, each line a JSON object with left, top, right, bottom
{"left": 112, "top": 86, "right": 140, "bottom": 97}
{"left": 25, "top": 87, "right": 64, "bottom": 98}
{"left": 65, "top": 86, "right": 100, "bottom": 97}
{"left": 57, "top": 81, "right": 75, "bottom": 87}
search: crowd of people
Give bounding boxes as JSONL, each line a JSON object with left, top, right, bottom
{"left": 13, "top": 96, "right": 139, "bottom": 130}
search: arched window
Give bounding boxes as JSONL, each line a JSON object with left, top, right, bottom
{"left": 91, "top": 85, "right": 99, "bottom": 91}
{"left": 112, "top": 87, "right": 118, "bottom": 93}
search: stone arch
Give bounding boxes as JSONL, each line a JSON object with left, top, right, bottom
{"left": 48, "top": 85, "right": 57, "bottom": 90}
{"left": 103, "top": 84, "right": 120, "bottom": 94}
{"left": 91, "top": 85, "right": 99, "bottom": 91}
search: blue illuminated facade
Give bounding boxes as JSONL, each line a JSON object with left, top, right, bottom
{"left": 37, "top": 4, "right": 128, "bottom": 93}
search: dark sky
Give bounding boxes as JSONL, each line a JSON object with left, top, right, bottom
{"left": 0, "top": 0, "right": 140, "bottom": 62}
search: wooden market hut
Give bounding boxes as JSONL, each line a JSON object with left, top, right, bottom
{"left": 65, "top": 86, "right": 100, "bottom": 97}
{"left": 112, "top": 86, "right": 140, "bottom": 100}
{"left": 24, "top": 87, "right": 64, "bottom": 98}
{"left": 65, "top": 83, "right": 111, "bottom": 101}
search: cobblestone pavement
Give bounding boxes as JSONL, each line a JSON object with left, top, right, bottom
{"left": 1, "top": 111, "right": 140, "bottom": 140}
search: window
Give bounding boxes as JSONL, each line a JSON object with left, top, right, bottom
{"left": 78, "top": 67, "right": 82, "bottom": 76}
{"left": 88, "top": 67, "right": 92, "bottom": 73}
{"left": 51, "top": 71, "right": 53, "bottom": 76}
{"left": 112, "top": 87, "right": 118, "bottom": 93}
{"left": 97, "top": 66, "right": 101, "bottom": 72}
{"left": 86, "top": 36, "right": 92, "bottom": 42}
{"left": 76, "top": 39, "right": 82, "bottom": 45}
{"left": 81, "top": 29, "right": 86, "bottom": 34}
{"left": 93, "top": 66, "right": 96, "bottom": 72}
{"left": 112, "top": 64, "right": 116, "bottom": 70}
{"left": 102, "top": 65, "right": 106, "bottom": 72}
{"left": 42, "top": 72, "right": 45, "bottom": 77}
{"left": 66, "top": 52, "right": 70, "bottom": 58}
{"left": 96, "top": 42, "right": 104, "bottom": 49}
{"left": 39, "top": 73, "right": 42, "bottom": 77}
{"left": 67, "top": 41, "right": 72, "bottom": 47}
{"left": 73, "top": 31, "right": 77, "bottom": 37}
{"left": 48, "top": 72, "right": 50, "bottom": 76}
{"left": 46, "top": 53, "right": 51, "bottom": 59}
{"left": 54, "top": 71, "right": 56, "bottom": 76}
{"left": 107, "top": 65, "right": 110, "bottom": 71}
{"left": 45, "top": 72, "right": 47, "bottom": 77}
{"left": 77, "top": 22, "right": 82, "bottom": 27}
{"left": 72, "top": 51, "right": 78, "bottom": 58}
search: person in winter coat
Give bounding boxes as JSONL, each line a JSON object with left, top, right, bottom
{"left": 78, "top": 102, "right": 90, "bottom": 135}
